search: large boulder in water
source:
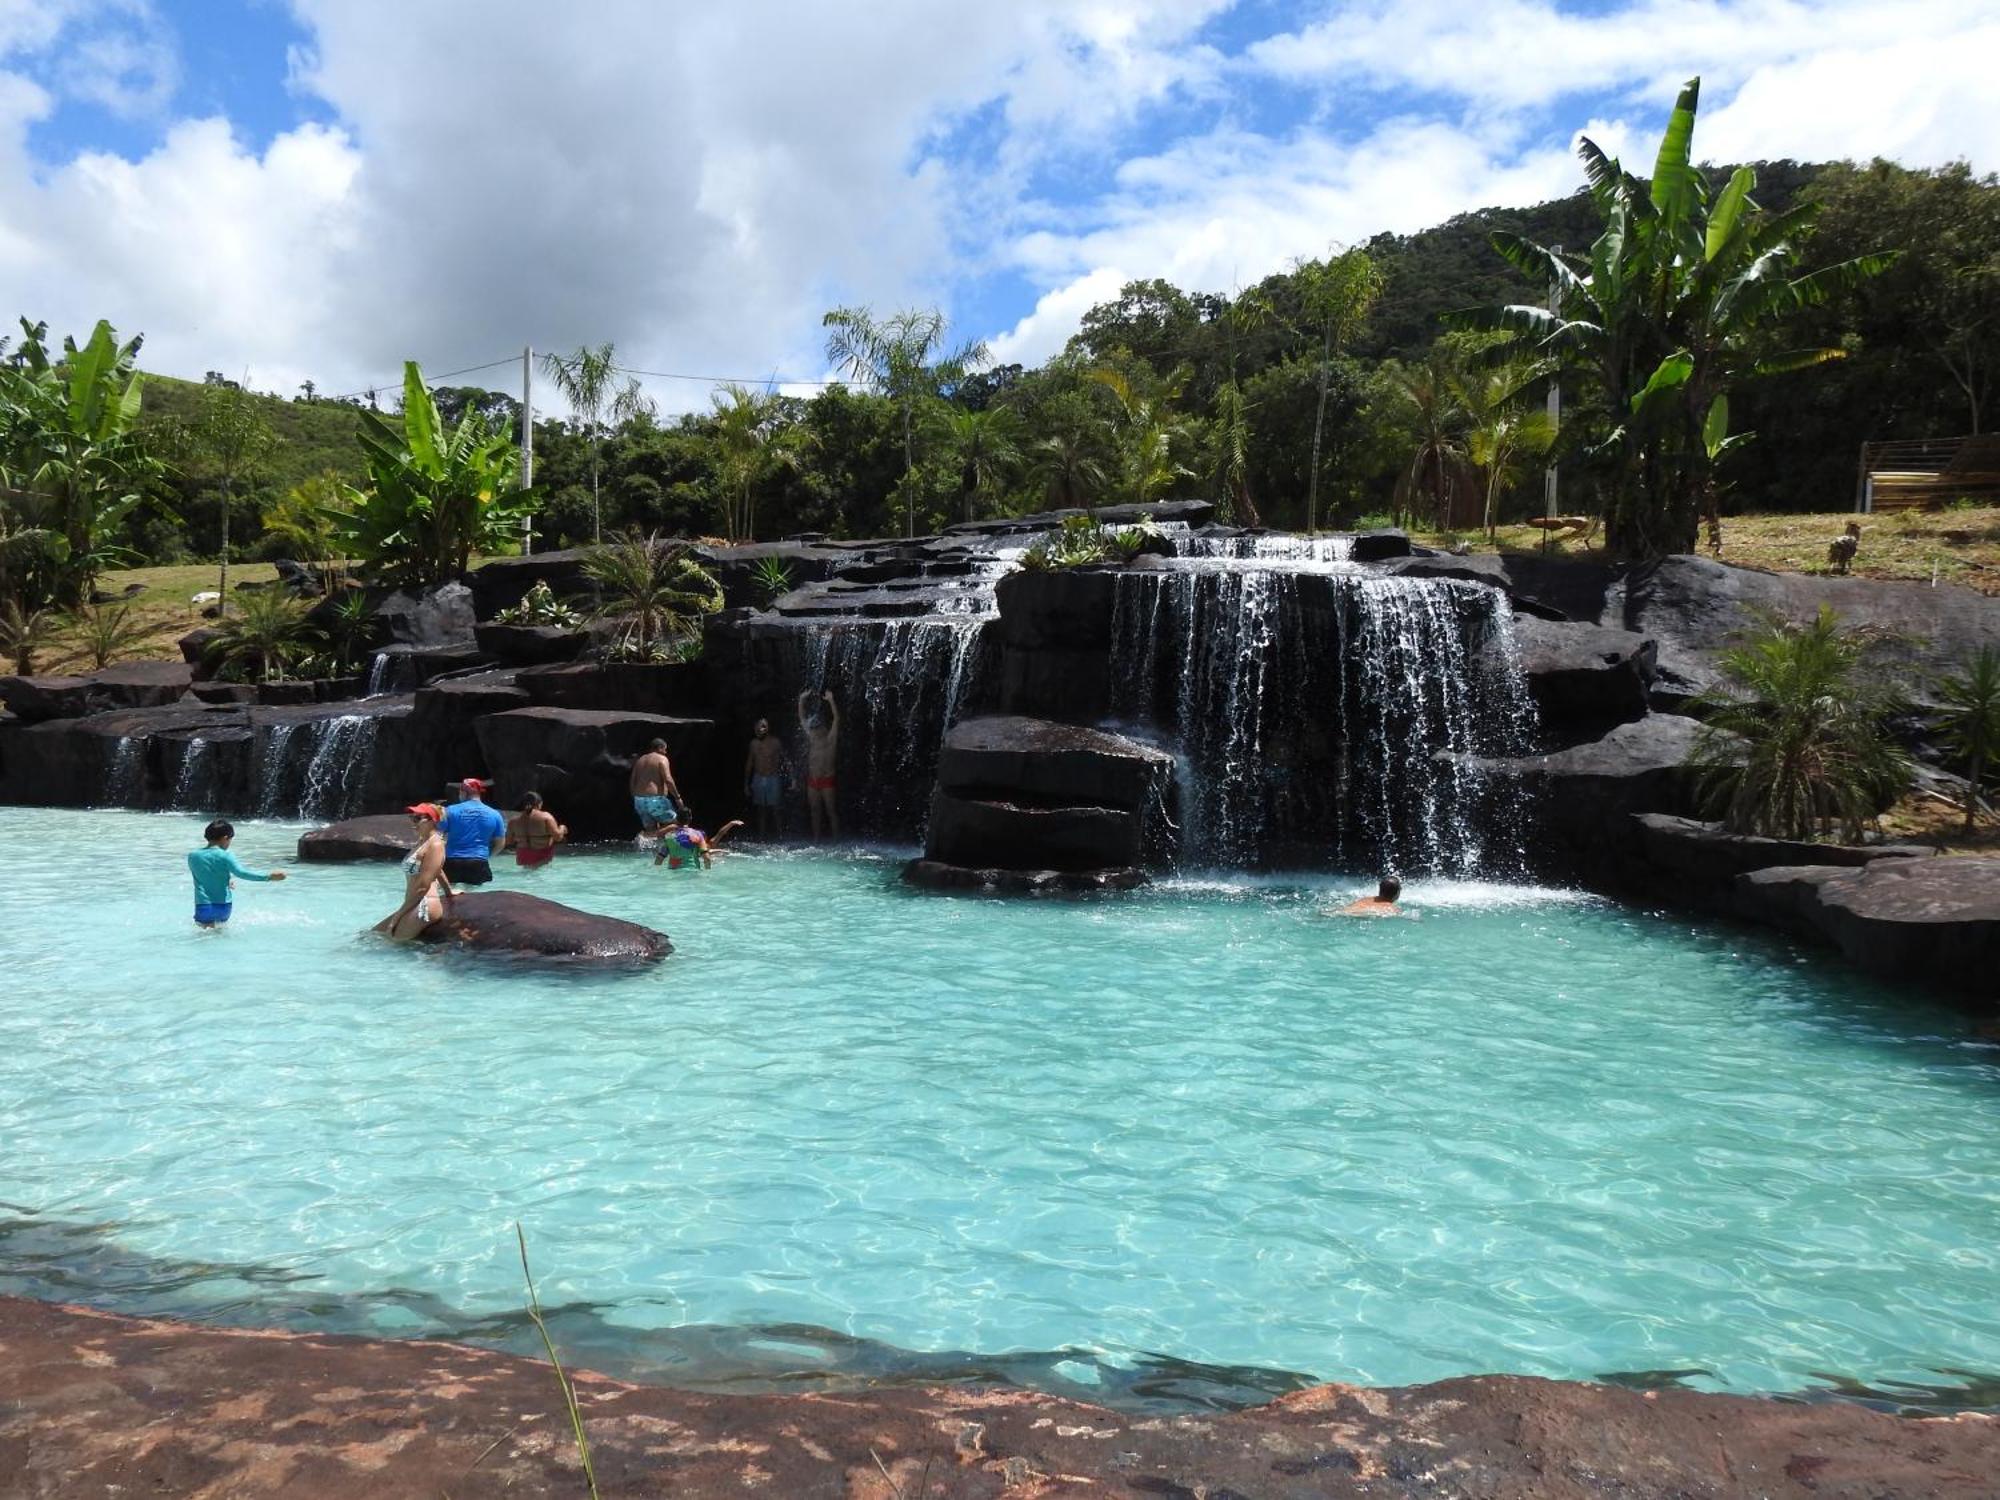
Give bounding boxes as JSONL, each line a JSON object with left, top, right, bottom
{"left": 1499, "top": 616, "right": 1657, "bottom": 734}
{"left": 416, "top": 890, "right": 671, "bottom": 962}
{"left": 298, "top": 814, "right": 421, "bottom": 862}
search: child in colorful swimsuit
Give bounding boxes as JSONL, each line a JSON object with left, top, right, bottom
{"left": 187, "top": 819, "right": 286, "bottom": 927}
{"left": 653, "top": 819, "right": 744, "bottom": 871}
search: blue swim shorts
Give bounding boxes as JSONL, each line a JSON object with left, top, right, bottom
{"left": 749, "top": 773, "right": 783, "bottom": 807}
{"left": 634, "top": 793, "right": 678, "bottom": 826}
{"left": 194, "top": 902, "right": 232, "bottom": 925}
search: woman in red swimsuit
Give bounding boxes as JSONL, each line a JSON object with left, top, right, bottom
{"left": 506, "top": 791, "right": 567, "bottom": 868}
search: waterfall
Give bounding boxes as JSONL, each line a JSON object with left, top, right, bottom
{"left": 254, "top": 722, "right": 301, "bottom": 816}
{"left": 104, "top": 737, "right": 144, "bottom": 808}
{"left": 364, "top": 651, "right": 394, "bottom": 697}
{"left": 298, "top": 715, "right": 381, "bottom": 820}
{"left": 1179, "top": 532, "right": 1357, "bottom": 565}
{"left": 1108, "top": 566, "right": 1532, "bottom": 874}
{"left": 171, "top": 739, "right": 214, "bottom": 812}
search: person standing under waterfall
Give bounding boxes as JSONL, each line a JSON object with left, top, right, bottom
{"left": 187, "top": 820, "right": 287, "bottom": 928}
{"left": 797, "top": 689, "right": 840, "bottom": 840}
{"left": 743, "top": 717, "right": 790, "bottom": 839}
{"left": 438, "top": 777, "right": 507, "bottom": 886}
{"left": 630, "top": 738, "right": 684, "bottom": 837}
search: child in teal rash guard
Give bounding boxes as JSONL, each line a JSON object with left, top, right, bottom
{"left": 188, "top": 819, "right": 287, "bottom": 927}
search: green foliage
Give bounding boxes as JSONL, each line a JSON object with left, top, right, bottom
{"left": 203, "top": 586, "right": 320, "bottom": 683}
{"left": 581, "top": 531, "right": 723, "bottom": 660}
{"left": 0, "top": 597, "right": 59, "bottom": 673}
{"left": 0, "top": 318, "right": 162, "bottom": 606}
{"left": 539, "top": 343, "right": 651, "bottom": 545}
{"left": 63, "top": 599, "right": 150, "bottom": 669}
{"left": 749, "top": 555, "right": 794, "bottom": 604}
{"left": 260, "top": 475, "right": 346, "bottom": 587}
{"left": 709, "top": 384, "right": 807, "bottom": 541}
{"left": 1020, "top": 514, "right": 1114, "bottom": 571}
{"left": 1687, "top": 605, "right": 1911, "bottom": 842}
{"left": 1936, "top": 646, "right": 2000, "bottom": 831}
{"left": 321, "top": 588, "right": 376, "bottom": 672}
{"left": 495, "top": 580, "right": 582, "bottom": 628}
{"left": 1454, "top": 79, "right": 1895, "bottom": 558}
{"left": 330, "top": 362, "right": 526, "bottom": 586}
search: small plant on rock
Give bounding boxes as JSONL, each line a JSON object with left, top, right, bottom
{"left": 1687, "top": 604, "right": 1910, "bottom": 842}
{"left": 750, "top": 554, "right": 795, "bottom": 604}
{"left": 495, "top": 580, "right": 582, "bottom": 629}
{"left": 582, "top": 530, "right": 723, "bottom": 662}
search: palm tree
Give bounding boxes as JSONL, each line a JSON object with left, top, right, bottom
{"left": 1461, "top": 359, "right": 1557, "bottom": 538}
{"left": 1089, "top": 366, "right": 1197, "bottom": 506}
{"left": 1454, "top": 78, "right": 1896, "bottom": 558}
{"left": 1383, "top": 351, "right": 1474, "bottom": 530}
{"left": 1295, "top": 248, "right": 1384, "bottom": 533}
{"left": 203, "top": 587, "right": 320, "bottom": 683}
{"left": 540, "top": 345, "right": 652, "bottom": 544}
{"left": 823, "top": 306, "right": 989, "bottom": 536}
{"left": 64, "top": 599, "right": 151, "bottom": 669}
{"left": 1937, "top": 647, "right": 2000, "bottom": 832}
{"left": 708, "top": 385, "right": 807, "bottom": 542}
{"left": 933, "top": 405, "right": 1023, "bottom": 523}
{"left": 1030, "top": 427, "right": 1111, "bottom": 512}
{"left": 1688, "top": 605, "right": 1910, "bottom": 842}
{"left": 581, "top": 531, "right": 724, "bottom": 660}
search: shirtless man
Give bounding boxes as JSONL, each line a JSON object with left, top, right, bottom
{"left": 797, "top": 688, "right": 840, "bottom": 840}
{"left": 629, "top": 737, "right": 685, "bottom": 836}
{"left": 742, "top": 717, "right": 790, "bottom": 839}
{"left": 1337, "top": 875, "right": 1410, "bottom": 918}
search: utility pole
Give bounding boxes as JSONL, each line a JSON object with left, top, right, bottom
{"left": 520, "top": 344, "right": 535, "bottom": 555}
{"left": 1543, "top": 246, "right": 1562, "bottom": 553}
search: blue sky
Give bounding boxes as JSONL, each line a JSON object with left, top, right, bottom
{"left": 2, "top": 0, "right": 1996, "bottom": 410}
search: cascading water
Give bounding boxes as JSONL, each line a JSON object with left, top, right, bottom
{"left": 1109, "top": 562, "right": 1533, "bottom": 874}
{"left": 254, "top": 722, "right": 302, "bottom": 816}
{"left": 297, "top": 716, "right": 380, "bottom": 820}
{"left": 171, "top": 739, "right": 214, "bottom": 812}
{"left": 104, "top": 737, "right": 144, "bottom": 808}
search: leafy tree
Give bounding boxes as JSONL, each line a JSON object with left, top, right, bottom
{"left": 1089, "top": 362, "right": 1198, "bottom": 506}
{"left": 1457, "top": 79, "right": 1895, "bottom": 557}
{"left": 1688, "top": 605, "right": 1910, "bottom": 842}
{"left": 158, "top": 381, "right": 277, "bottom": 614}
{"left": 581, "top": 531, "right": 723, "bottom": 660}
{"left": 331, "top": 362, "right": 526, "bottom": 586}
{"left": 1295, "top": 248, "right": 1385, "bottom": 532}
{"left": 203, "top": 587, "right": 320, "bottom": 682}
{"left": 63, "top": 599, "right": 151, "bottom": 669}
{"left": 1378, "top": 345, "right": 1475, "bottom": 529}
{"left": 708, "top": 384, "right": 806, "bottom": 541}
{"left": 0, "top": 318, "right": 163, "bottom": 606}
{"left": 261, "top": 475, "right": 346, "bottom": 589}
{"left": 822, "top": 305, "right": 989, "bottom": 536}
{"left": 1937, "top": 646, "right": 2000, "bottom": 832}
{"left": 1461, "top": 358, "right": 1558, "bottom": 537}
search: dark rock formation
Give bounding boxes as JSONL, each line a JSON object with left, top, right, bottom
{"left": 1735, "top": 856, "right": 2000, "bottom": 998}
{"left": 1504, "top": 616, "right": 1657, "bottom": 733}
{"left": 0, "top": 660, "right": 193, "bottom": 724}
{"left": 903, "top": 858, "right": 1149, "bottom": 893}
{"left": 1349, "top": 526, "right": 1412, "bottom": 561}
{"left": 367, "top": 580, "right": 478, "bottom": 647}
{"left": 1621, "top": 814, "right": 1934, "bottom": 916}
{"left": 297, "top": 814, "right": 420, "bottom": 862}
{"left": 516, "top": 660, "right": 712, "bottom": 716}
{"left": 946, "top": 496, "right": 1216, "bottom": 535}
{"left": 363, "top": 641, "right": 491, "bottom": 694}
{"left": 473, "top": 706, "right": 718, "bottom": 839}
{"left": 6, "top": 1295, "right": 1998, "bottom": 1499}
{"left": 994, "top": 568, "right": 1121, "bottom": 720}
{"left": 467, "top": 546, "right": 595, "bottom": 619}
{"left": 917, "top": 717, "right": 1171, "bottom": 888}
{"left": 472, "top": 621, "right": 590, "bottom": 665}
{"left": 414, "top": 889, "right": 671, "bottom": 962}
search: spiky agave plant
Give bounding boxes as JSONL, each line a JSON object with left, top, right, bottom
{"left": 581, "top": 530, "right": 723, "bottom": 661}
{"left": 202, "top": 586, "right": 320, "bottom": 682}
{"left": 1687, "top": 604, "right": 1910, "bottom": 842}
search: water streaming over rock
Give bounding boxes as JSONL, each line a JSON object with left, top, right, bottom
{"left": 103, "top": 737, "right": 144, "bottom": 808}
{"left": 364, "top": 652, "right": 394, "bottom": 697}
{"left": 297, "top": 715, "right": 381, "bottom": 820}
{"left": 1108, "top": 563, "right": 1534, "bottom": 873}
{"left": 254, "top": 722, "right": 302, "bottom": 816}
{"left": 170, "top": 738, "right": 215, "bottom": 812}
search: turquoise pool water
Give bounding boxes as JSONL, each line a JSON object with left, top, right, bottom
{"left": 2, "top": 807, "right": 1997, "bottom": 1408}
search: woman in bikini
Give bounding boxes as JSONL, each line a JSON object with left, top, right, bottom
{"left": 376, "top": 803, "right": 454, "bottom": 942}
{"left": 506, "top": 791, "right": 568, "bottom": 869}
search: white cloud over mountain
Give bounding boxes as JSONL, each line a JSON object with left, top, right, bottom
{"left": 0, "top": 0, "right": 1995, "bottom": 409}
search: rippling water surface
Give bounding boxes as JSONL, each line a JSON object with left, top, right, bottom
{"left": 2, "top": 807, "right": 1997, "bottom": 1406}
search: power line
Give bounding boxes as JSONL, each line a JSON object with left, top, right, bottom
{"left": 609, "top": 361, "right": 840, "bottom": 389}
{"left": 313, "top": 354, "right": 521, "bottom": 406}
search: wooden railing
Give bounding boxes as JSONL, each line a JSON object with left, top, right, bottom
{"left": 1856, "top": 435, "right": 2000, "bottom": 512}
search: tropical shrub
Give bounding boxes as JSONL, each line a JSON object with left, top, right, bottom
{"left": 495, "top": 580, "right": 582, "bottom": 628}
{"left": 1687, "top": 605, "right": 1910, "bottom": 842}
{"left": 581, "top": 531, "right": 723, "bottom": 661}
{"left": 1936, "top": 646, "right": 2000, "bottom": 832}
{"left": 0, "top": 598, "right": 59, "bottom": 673}
{"left": 203, "top": 587, "right": 320, "bottom": 682}
{"left": 64, "top": 599, "right": 150, "bottom": 669}
{"left": 330, "top": 362, "right": 527, "bottom": 587}
{"left": 261, "top": 475, "right": 347, "bottom": 590}
{"left": 750, "top": 555, "right": 794, "bottom": 604}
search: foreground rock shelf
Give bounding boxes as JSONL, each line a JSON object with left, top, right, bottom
{"left": 1, "top": 1297, "right": 1994, "bottom": 1498}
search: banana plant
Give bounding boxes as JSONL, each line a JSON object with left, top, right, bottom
{"left": 331, "top": 362, "right": 529, "bottom": 586}
{"left": 1451, "top": 78, "right": 1897, "bottom": 558}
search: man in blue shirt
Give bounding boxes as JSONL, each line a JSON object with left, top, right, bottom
{"left": 439, "top": 777, "right": 508, "bottom": 885}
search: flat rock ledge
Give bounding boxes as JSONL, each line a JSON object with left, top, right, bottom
{"left": 2, "top": 1297, "right": 1994, "bottom": 1499}
{"left": 415, "top": 889, "right": 672, "bottom": 963}
{"left": 904, "top": 857, "right": 1148, "bottom": 893}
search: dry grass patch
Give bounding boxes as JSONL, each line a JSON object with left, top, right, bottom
{"left": 32, "top": 562, "right": 279, "bottom": 677}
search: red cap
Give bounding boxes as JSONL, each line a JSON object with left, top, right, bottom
{"left": 406, "top": 802, "right": 443, "bottom": 821}
{"left": 461, "top": 777, "right": 488, "bottom": 795}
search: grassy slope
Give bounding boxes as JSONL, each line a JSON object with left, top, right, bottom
{"left": 1415, "top": 506, "right": 2000, "bottom": 596}
{"left": 139, "top": 374, "right": 370, "bottom": 492}
{"left": 40, "top": 562, "right": 280, "bottom": 676}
